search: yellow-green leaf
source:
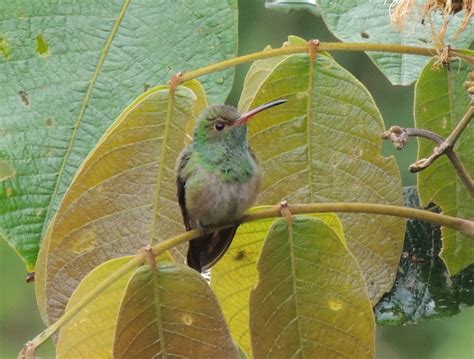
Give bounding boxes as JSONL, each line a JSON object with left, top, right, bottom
{"left": 56, "top": 252, "right": 173, "bottom": 358}
{"left": 35, "top": 82, "right": 206, "bottom": 324}
{"left": 56, "top": 256, "right": 134, "bottom": 358}
{"left": 239, "top": 37, "right": 404, "bottom": 303}
{"left": 113, "top": 263, "right": 237, "bottom": 358}
{"left": 211, "top": 210, "right": 343, "bottom": 356}
{"left": 249, "top": 216, "right": 375, "bottom": 358}
{"left": 414, "top": 58, "right": 474, "bottom": 274}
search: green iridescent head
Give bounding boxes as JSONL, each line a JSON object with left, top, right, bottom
{"left": 192, "top": 99, "right": 287, "bottom": 147}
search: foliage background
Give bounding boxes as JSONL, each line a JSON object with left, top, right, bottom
{"left": 1, "top": 1, "right": 473, "bottom": 357}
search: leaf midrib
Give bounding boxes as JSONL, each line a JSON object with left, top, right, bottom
{"left": 42, "top": 0, "right": 131, "bottom": 235}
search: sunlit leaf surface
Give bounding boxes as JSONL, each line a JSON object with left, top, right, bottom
{"left": 239, "top": 36, "right": 405, "bottom": 303}
{"left": 212, "top": 208, "right": 342, "bottom": 356}
{"left": 56, "top": 256, "right": 135, "bottom": 358}
{"left": 249, "top": 216, "right": 375, "bottom": 358}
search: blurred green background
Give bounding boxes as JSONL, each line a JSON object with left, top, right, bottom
{"left": 1, "top": 1, "right": 473, "bottom": 358}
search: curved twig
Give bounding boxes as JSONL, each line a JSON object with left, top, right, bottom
{"left": 19, "top": 201, "right": 474, "bottom": 357}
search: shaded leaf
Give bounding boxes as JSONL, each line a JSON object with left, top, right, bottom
{"left": 211, "top": 208, "right": 342, "bottom": 356}
{"left": 239, "top": 36, "right": 405, "bottom": 303}
{"left": 317, "top": 0, "right": 473, "bottom": 85}
{"left": 35, "top": 83, "right": 206, "bottom": 324}
{"left": 0, "top": 0, "right": 237, "bottom": 270}
{"left": 375, "top": 187, "right": 474, "bottom": 325}
{"left": 249, "top": 216, "right": 375, "bottom": 358}
{"left": 414, "top": 58, "right": 474, "bottom": 274}
{"left": 113, "top": 262, "right": 237, "bottom": 359}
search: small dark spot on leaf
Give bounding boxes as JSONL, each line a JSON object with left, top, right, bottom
{"left": 143, "top": 83, "right": 151, "bottom": 93}
{"left": 361, "top": 32, "right": 370, "bottom": 39}
{"left": 421, "top": 18, "right": 425, "bottom": 25}
{"left": 35, "top": 34, "right": 49, "bottom": 56}
{"left": 45, "top": 117, "right": 54, "bottom": 127}
{"left": 234, "top": 250, "right": 245, "bottom": 261}
{"left": 19, "top": 90, "right": 29, "bottom": 106}
{"left": 418, "top": 38, "right": 429, "bottom": 44}
{"left": 0, "top": 35, "right": 10, "bottom": 59}
{"left": 0, "top": 161, "right": 15, "bottom": 181}
{"left": 370, "top": 281, "right": 375, "bottom": 286}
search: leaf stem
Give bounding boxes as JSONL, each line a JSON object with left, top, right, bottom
{"left": 443, "top": 104, "right": 473, "bottom": 148}
{"left": 178, "top": 41, "right": 472, "bottom": 84}
{"left": 20, "top": 202, "right": 474, "bottom": 357}
{"left": 242, "top": 203, "right": 473, "bottom": 238}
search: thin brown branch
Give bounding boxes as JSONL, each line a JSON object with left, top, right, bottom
{"left": 382, "top": 118, "right": 474, "bottom": 197}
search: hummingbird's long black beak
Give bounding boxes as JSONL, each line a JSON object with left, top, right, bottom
{"left": 235, "top": 99, "right": 287, "bottom": 125}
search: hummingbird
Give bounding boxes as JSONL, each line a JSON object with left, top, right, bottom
{"left": 176, "top": 99, "right": 287, "bottom": 272}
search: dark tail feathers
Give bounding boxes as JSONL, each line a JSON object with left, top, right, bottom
{"left": 187, "top": 225, "right": 238, "bottom": 273}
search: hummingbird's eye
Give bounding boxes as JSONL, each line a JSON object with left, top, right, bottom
{"left": 214, "top": 122, "right": 225, "bottom": 131}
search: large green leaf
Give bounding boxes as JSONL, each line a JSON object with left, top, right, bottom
{"left": 35, "top": 83, "right": 206, "bottom": 324}
{"left": 211, "top": 210, "right": 342, "bottom": 356}
{"left": 375, "top": 187, "right": 474, "bottom": 326}
{"left": 317, "top": 0, "right": 473, "bottom": 85}
{"left": 0, "top": 1, "right": 237, "bottom": 270}
{"left": 249, "top": 216, "right": 375, "bottom": 358}
{"left": 239, "top": 36, "right": 405, "bottom": 304}
{"left": 414, "top": 58, "right": 474, "bottom": 274}
{"left": 113, "top": 262, "right": 237, "bottom": 358}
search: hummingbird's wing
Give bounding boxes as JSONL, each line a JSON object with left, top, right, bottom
{"left": 176, "top": 146, "right": 192, "bottom": 231}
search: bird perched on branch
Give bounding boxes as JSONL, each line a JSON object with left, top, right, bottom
{"left": 176, "top": 99, "right": 286, "bottom": 272}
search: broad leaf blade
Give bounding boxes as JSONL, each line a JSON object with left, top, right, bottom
{"left": 56, "top": 256, "right": 135, "bottom": 358}
{"left": 0, "top": 1, "right": 237, "bottom": 270}
{"left": 212, "top": 208, "right": 342, "bottom": 356}
{"left": 375, "top": 187, "right": 474, "bottom": 325}
{"left": 240, "top": 37, "right": 405, "bottom": 303}
{"left": 113, "top": 263, "right": 237, "bottom": 358}
{"left": 249, "top": 216, "right": 375, "bottom": 358}
{"left": 317, "top": 0, "right": 472, "bottom": 85}
{"left": 56, "top": 252, "right": 173, "bottom": 358}
{"left": 35, "top": 83, "right": 206, "bottom": 324}
{"left": 414, "top": 59, "right": 474, "bottom": 274}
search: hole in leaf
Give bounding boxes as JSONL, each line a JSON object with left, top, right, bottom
{"left": 0, "top": 35, "right": 10, "bottom": 59}
{"left": 361, "top": 32, "right": 370, "bottom": 39}
{"left": 0, "top": 161, "right": 16, "bottom": 181}
{"left": 35, "top": 34, "right": 49, "bottom": 56}
{"left": 19, "top": 90, "right": 29, "bottom": 106}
